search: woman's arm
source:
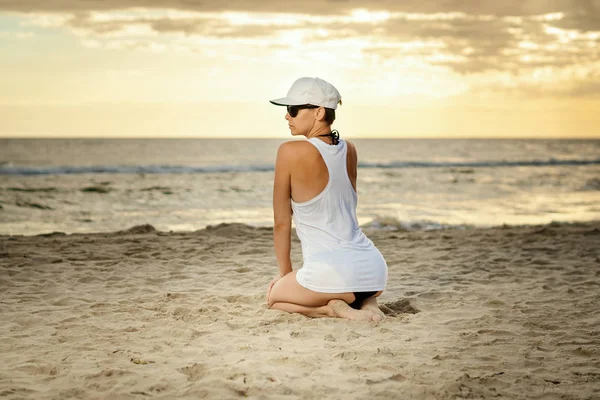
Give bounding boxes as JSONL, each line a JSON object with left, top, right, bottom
{"left": 346, "top": 140, "right": 358, "bottom": 193}
{"left": 272, "top": 142, "right": 294, "bottom": 277}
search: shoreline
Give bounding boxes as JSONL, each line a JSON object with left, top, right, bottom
{"left": 2, "top": 218, "right": 600, "bottom": 238}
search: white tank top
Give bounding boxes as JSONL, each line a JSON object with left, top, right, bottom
{"left": 292, "top": 137, "right": 388, "bottom": 293}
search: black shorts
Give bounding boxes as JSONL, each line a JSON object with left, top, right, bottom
{"left": 349, "top": 291, "right": 377, "bottom": 310}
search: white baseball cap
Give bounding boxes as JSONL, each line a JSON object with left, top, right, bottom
{"left": 270, "top": 77, "right": 342, "bottom": 110}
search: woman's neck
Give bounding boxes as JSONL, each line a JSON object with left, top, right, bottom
{"left": 305, "top": 126, "right": 331, "bottom": 140}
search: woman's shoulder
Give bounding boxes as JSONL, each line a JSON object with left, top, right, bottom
{"left": 344, "top": 139, "right": 357, "bottom": 158}
{"left": 278, "top": 139, "right": 318, "bottom": 155}
{"left": 276, "top": 140, "right": 318, "bottom": 166}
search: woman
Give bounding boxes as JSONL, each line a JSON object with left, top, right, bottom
{"left": 266, "top": 77, "right": 388, "bottom": 322}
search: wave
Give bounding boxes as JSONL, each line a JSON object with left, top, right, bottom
{"left": 359, "top": 216, "right": 600, "bottom": 232}
{"left": 360, "top": 216, "right": 474, "bottom": 231}
{"left": 0, "top": 164, "right": 274, "bottom": 176}
{"left": 360, "top": 158, "right": 600, "bottom": 169}
{"left": 2, "top": 157, "right": 599, "bottom": 176}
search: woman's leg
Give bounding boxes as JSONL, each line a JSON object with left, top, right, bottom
{"left": 268, "top": 271, "right": 378, "bottom": 321}
{"left": 271, "top": 300, "right": 377, "bottom": 321}
{"left": 269, "top": 302, "right": 335, "bottom": 318}
{"left": 268, "top": 271, "right": 354, "bottom": 307}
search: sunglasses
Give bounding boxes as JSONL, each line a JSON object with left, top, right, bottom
{"left": 287, "top": 104, "right": 319, "bottom": 118}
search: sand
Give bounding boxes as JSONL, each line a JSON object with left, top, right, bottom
{"left": 0, "top": 222, "right": 599, "bottom": 399}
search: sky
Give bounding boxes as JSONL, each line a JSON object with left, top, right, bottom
{"left": 0, "top": 0, "right": 599, "bottom": 138}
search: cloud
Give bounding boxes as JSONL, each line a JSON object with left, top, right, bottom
{"left": 0, "top": 30, "right": 35, "bottom": 38}
{"left": 63, "top": 12, "right": 294, "bottom": 39}
{"left": 2, "top": 0, "right": 599, "bottom": 97}
{"left": 1, "top": 0, "right": 599, "bottom": 17}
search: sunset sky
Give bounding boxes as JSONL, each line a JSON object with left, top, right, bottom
{"left": 0, "top": 1, "right": 599, "bottom": 138}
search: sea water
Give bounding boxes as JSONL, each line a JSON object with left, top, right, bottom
{"left": 1, "top": 138, "right": 599, "bottom": 235}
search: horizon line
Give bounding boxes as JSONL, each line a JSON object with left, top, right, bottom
{"left": 1, "top": 136, "right": 599, "bottom": 140}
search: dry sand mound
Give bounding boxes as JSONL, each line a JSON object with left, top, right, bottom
{"left": 0, "top": 221, "right": 599, "bottom": 398}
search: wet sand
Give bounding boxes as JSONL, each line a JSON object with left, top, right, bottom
{"left": 1, "top": 222, "right": 599, "bottom": 399}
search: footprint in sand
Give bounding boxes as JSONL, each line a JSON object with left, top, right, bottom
{"left": 380, "top": 299, "right": 420, "bottom": 316}
{"left": 178, "top": 363, "right": 206, "bottom": 382}
{"left": 238, "top": 248, "right": 264, "bottom": 256}
{"left": 346, "top": 331, "right": 365, "bottom": 341}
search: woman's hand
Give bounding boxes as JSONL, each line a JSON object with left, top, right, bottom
{"left": 266, "top": 275, "right": 282, "bottom": 306}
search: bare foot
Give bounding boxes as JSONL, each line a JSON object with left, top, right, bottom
{"left": 328, "top": 299, "right": 376, "bottom": 322}
{"left": 360, "top": 297, "right": 386, "bottom": 322}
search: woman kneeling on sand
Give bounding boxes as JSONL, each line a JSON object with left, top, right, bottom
{"left": 266, "top": 77, "right": 388, "bottom": 322}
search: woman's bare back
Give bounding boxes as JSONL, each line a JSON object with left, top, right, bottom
{"left": 288, "top": 139, "right": 357, "bottom": 204}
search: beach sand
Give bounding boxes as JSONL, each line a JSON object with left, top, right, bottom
{"left": 1, "top": 222, "right": 599, "bottom": 399}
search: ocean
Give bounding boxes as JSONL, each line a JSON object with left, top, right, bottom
{"left": 1, "top": 138, "right": 599, "bottom": 236}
